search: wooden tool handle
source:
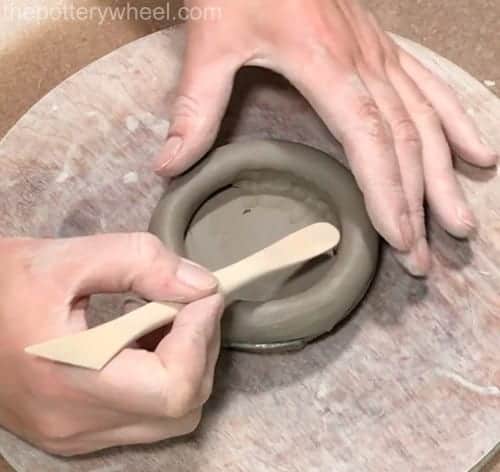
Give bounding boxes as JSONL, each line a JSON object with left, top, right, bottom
{"left": 104, "top": 302, "right": 182, "bottom": 339}
{"left": 25, "top": 223, "right": 340, "bottom": 370}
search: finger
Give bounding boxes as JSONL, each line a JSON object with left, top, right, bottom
{"left": 101, "top": 409, "right": 202, "bottom": 446}
{"left": 51, "top": 410, "right": 202, "bottom": 456}
{"left": 199, "top": 307, "right": 222, "bottom": 400}
{"left": 57, "top": 233, "right": 217, "bottom": 303}
{"left": 362, "top": 73, "right": 431, "bottom": 275}
{"left": 356, "top": 14, "right": 430, "bottom": 274}
{"left": 81, "top": 409, "right": 202, "bottom": 454}
{"left": 335, "top": 6, "right": 429, "bottom": 273}
{"left": 288, "top": 63, "right": 413, "bottom": 251}
{"left": 386, "top": 62, "right": 477, "bottom": 238}
{"left": 71, "top": 295, "right": 224, "bottom": 419}
{"left": 153, "top": 37, "right": 239, "bottom": 176}
{"left": 156, "top": 294, "right": 224, "bottom": 416}
{"left": 399, "top": 49, "right": 498, "bottom": 167}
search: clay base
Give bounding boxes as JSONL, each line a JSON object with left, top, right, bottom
{"left": 149, "top": 140, "right": 380, "bottom": 349}
{"left": 185, "top": 171, "right": 336, "bottom": 304}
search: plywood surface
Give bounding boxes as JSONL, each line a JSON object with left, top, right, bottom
{"left": 0, "top": 26, "right": 499, "bottom": 472}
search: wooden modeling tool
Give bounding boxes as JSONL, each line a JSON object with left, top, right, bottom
{"left": 25, "top": 223, "right": 340, "bottom": 370}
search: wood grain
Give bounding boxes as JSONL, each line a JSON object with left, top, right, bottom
{"left": 0, "top": 26, "right": 498, "bottom": 472}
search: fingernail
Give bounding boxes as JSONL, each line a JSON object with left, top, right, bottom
{"left": 399, "top": 213, "right": 415, "bottom": 251}
{"left": 153, "top": 136, "right": 183, "bottom": 172}
{"left": 176, "top": 258, "right": 218, "bottom": 291}
{"left": 479, "top": 137, "right": 499, "bottom": 165}
{"left": 485, "top": 150, "right": 499, "bottom": 166}
{"left": 415, "top": 237, "right": 432, "bottom": 275}
{"left": 479, "top": 135, "right": 493, "bottom": 149}
{"left": 394, "top": 237, "right": 431, "bottom": 277}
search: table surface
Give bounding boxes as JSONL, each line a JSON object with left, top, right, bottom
{"left": 1, "top": 2, "right": 499, "bottom": 472}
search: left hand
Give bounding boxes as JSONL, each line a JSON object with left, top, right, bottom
{"left": 153, "top": 0, "right": 497, "bottom": 276}
{"left": 0, "top": 234, "right": 222, "bottom": 456}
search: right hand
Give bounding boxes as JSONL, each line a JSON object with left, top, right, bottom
{"left": 154, "top": 0, "right": 498, "bottom": 276}
{"left": 0, "top": 233, "right": 223, "bottom": 456}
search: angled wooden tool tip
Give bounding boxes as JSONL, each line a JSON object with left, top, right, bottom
{"left": 25, "top": 222, "right": 340, "bottom": 370}
{"left": 25, "top": 302, "right": 181, "bottom": 370}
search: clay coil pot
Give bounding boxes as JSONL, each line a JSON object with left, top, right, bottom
{"left": 150, "top": 139, "right": 379, "bottom": 352}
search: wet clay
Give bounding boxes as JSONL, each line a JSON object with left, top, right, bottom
{"left": 149, "top": 140, "right": 379, "bottom": 350}
{"left": 185, "top": 171, "right": 337, "bottom": 303}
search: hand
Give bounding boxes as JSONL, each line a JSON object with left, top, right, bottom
{"left": 153, "top": 0, "right": 498, "bottom": 276}
{"left": 0, "top": 233, "right": 222, "bottom": 456}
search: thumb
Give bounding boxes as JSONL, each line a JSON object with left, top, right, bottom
{"left": 153, "top": 42, "right": 238, "bottom": 176}
{"left": 55, "top": 233, "right": 217, "bottom": 302}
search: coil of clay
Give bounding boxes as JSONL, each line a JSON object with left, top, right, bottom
{"left": 149, "top": 140, "right": 379, "bottom": 352}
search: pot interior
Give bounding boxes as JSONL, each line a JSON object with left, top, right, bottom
{"left": 184, "top": 170, "right": 338, "bottom": 303}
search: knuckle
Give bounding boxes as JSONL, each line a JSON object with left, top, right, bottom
{"left": 306, "top": 29, "right": 357, "bottom": 70}
{"left": 190, "top": 320, "right": 213, "bottom": 350}
{"left": 410, "top": 205, "right": 426, "bottom": 223}
{"left": 371, "top": 176, "right": 404, "bottom": 198}
{"left": 199, "top": 380, "right": 214, "bottom": 406}
{"left": 365, "top": 115, "right": 389, "bottom": 142}
{"left": 165, "top": 369, "right": 205, "bottom": 418}
{"left": 356, "top": 97, "right": 380, "bottom": 122}
{"left": 360, "top": 169, "right": 405, "bottom": 202}
{"left": 352, "top": 99, "right": 389, "bottom": 142}
{"left": 301, "top": 14, "right": 334, "bottom": 56}
{"left": 32, "top": 415, "right": 77, "bottom": 445}
{"left": 34, "top": 379, "right": 60, "bottom": 402}
{"left": 405, "top": 192, "right": 425, "bottom": 217}
{"left": 392, "top": 116, "right": 421, "bottom": 148}
{"left": 308, "top": 39, "right": 335, "bottom": 64}
{"left": 173, "top": 94, "right": 201, "bottom": 120}
{"left": 37, "top": 440, "right": 64, "bottom": 456}
{"left": 356, "top": 49, "right": 385, "bottom": 76}
{"left": 130, "top": 232, "right": 164, "bottom": 265}
{"left": 37, "top": 440, "right": 76, "bottom": 457}
{"left": 414, "top": 100, "right": 439, "bottom": 122}
{"left": 383, "top": 55, "right": 403, "bottom": 77}
{"left": 161, "top": 326, "right": 218, "bottom": 418}
{"left": 182, "top": 408, "right": 203, "bottom": 435}
{"left": 380, "top": 42, "right": 401, "bottom": 71}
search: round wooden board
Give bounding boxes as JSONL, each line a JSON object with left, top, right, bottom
{"left": 0, "top": 26, "right": 499, "bottom": 472}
